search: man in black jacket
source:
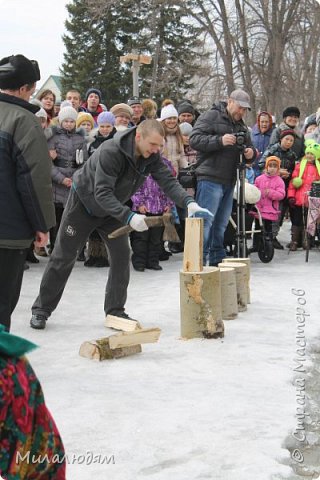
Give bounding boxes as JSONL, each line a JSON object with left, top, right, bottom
{"left": 0, "top": 54, "right": 55, "bottom": 331}
{"left": 190, "top": 89, "right": 256, "bottom": 266}
{"left": 30, "top": 120, "right": 208, "bottom": 329}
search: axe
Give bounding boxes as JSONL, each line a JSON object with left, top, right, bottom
{"left": 108, "top": 212, "right": 181, "bottom": 243}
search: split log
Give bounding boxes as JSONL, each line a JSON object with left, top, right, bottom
{"left": 222, "top": 257, "right": 251, "bottom": 303}
{"left": 79, "top": 339, "right": 142, "bottom": 361}
{"left": 180, "top": 267, "right": 224, "bottom": 339}
{"left": 218, "top": 262, "right": 248, "bottom": 312}
{"left": 218, "top": 266, "right": 238, "bottom": 320}
{"left": 108, "top": 328, "right": 161, "bottom": 349}
{"left": 183, "top": 218, "right": 203, "bottom": 272}
{"left": 105, "top": 314, "right": 142, "bottom": 332}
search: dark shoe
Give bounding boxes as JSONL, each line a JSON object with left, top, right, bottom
{"left": 146, "top": 265, "right": 163, "bottom": 271}
{"left": 30, "top": 314, "right": 47, "bottom": 330}
{"left": 77, "top": 251, "right": 86, "bottom": 262}
{"left": 272, "top": 238, "right": 284, "bottom": 250}
{"left": 168, "top": 242, "right": 184, "bottom": 254}
{"left": 26, "top": 250, "right": 40, "bottom": 263}
{"left": 133, "top": 265, "right": 145, "bottom": 272}
{"left": 84, "top": 256, "right": 97, "bottom": 267}
{"left": 159, "top": 252, "right": 171, "bottom": 261}
{"left": 94, "top": 256, "right": 109, "bottom": 267}
{"left": 290, "top": 241, "right": 298, "bottom": 252}
{"left": 24, "top": 262, "right": 30, "bottom": 271}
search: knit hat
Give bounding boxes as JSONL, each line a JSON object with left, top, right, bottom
{"left": 0, "top": 54, "right": 40, "bottom": 89}
{"left": 58, "top": 106, "right": 78, "bottom": 124}
{"left": 265, "top": 155, "right": 281, "bottom": 171}
{"left": 127, "top": 96, "right": 141, "bottom": 106}
{"left": 76, "top": 112, "right": 94, "bottom": 129}
{"left": 85, "top": 88, "right": 102, "bottom": 102}
{"left": 304, "top": 113, "right": 316, "bottom": 131}
{"left": 305, "top": 142, "right": 320, "bottom": 161}
{"left": 110, "top": 103, "right": 133, "bottom": 119}
{"left": 177, "top": 102, "right": 195, "bottom": 116}
{"left": 60, "top": 100, "right": 72, "bottom": 109}
{"left": 97, "top": 111, "right": 115, "bottom": 126}
{"left": 280, "top": 129, "right": 296, "bottom": 140}
{"left": 282, "top": 106, "right": 300, "bottom": 118}
{"left": 179, "top": 122, "right": 193, "bottom": 136}
{"left": 35, "top": 107, "right": 47, "bottom": 119}
{"left": 160, "top": 104, "right": 178, "bottom": 121}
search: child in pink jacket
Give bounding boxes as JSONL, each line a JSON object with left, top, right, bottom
{"left": 252, "top": 156, "right": 285, "bottom": 249}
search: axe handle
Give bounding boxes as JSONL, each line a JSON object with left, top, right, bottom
{"left": 108, "top": 215, "right": 165, "bottom": 239}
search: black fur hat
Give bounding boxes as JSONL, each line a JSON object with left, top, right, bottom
{"left": 0, "top": 54, "right": 40, "bottom": 89}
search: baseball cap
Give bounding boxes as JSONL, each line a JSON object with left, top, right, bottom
{"left": 229, "top": 89, "right": 251, "bottom": 110}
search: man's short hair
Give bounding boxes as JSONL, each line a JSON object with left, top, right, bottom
{"left": 66, "top": 89, "right": 81, "bottom": 98}
{"left": 137, "top": 119, "right": 165, "bottom": 137}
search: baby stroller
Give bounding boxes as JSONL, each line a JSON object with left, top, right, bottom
{"left": 224, "top": 182, "right": 274, "bottom": 263}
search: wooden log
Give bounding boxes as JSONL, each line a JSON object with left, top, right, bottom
{"left": 218, "top": 262, "right": 247, "bottom": 312}
{"left": 105, "top": 314, "right": 142, "bottom": 332}
{"left": 79, "top": 339, "right": 142, "bottom": 361}
{"left": 180, "top": 267, "right": 224, "bottom": 339}
{"left": 218, "top": 266, "right": 238, "bottom": 320}
{"left": 183, "top": 218, "right": 203, "bottom": 272}
{"left": 222, "top": 257, "right": 251, "bottom": 303}
{"left": 108, "top": 328, "right": 161, "bottom": 349}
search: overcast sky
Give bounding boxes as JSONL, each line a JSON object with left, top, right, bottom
{"left": 0, "top": 0, "right": 68, "bottom": 86}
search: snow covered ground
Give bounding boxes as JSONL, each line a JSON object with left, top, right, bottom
{"left": 11, "top": 222, "right": 320, "bottom": 480}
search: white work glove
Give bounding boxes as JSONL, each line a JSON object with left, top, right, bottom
{"left": 76, "top": 149, "right": 84, "bottom": 165}
{"left": 129, "top": 213, "right": 149, "bottom": 232}
{"left": 187, "top": 202, "right": 213, "bottom": 218}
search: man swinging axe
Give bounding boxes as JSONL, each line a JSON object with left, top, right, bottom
{"left": 30, "top": 120, "right": 210, "bottom": 330}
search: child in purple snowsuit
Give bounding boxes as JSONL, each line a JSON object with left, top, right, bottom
{"left": 130, "top": 157, "right": 175, "bottom": 271}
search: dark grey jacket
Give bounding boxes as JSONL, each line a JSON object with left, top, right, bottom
{"left": 73, "top": 127, "right": 193, "bottom": 224}
{"left": 0, "top": 93, "right": 55, "bottom": 249}
{"left": 48, "top": 126, "right": 88, "bottom": 207}
{"left": 190, "top": 101, "right": 256, "bottom": 185}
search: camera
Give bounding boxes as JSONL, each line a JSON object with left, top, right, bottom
{"left": 234, "top": 132, "right": 246, "bottom": 150}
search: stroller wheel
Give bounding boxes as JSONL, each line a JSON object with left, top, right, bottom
{"left": 258, "top": 237, "right": 274, "bottom": 263}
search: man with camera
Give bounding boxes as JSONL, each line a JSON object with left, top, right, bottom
{"left": 190, "top": 89, "right": 256, "bottom": 266}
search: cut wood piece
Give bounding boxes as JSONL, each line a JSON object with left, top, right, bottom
{"left": 105, "top": 314, "right": 142, "bottom": 332}
{"left": 218, "top": 267, "right": 238, "bottom": 320}
{"left": 218, "top": 262, "right": 248, "bottom": 312}
{"left": 183, "top": 218, "right": 203, "bottom": 273}
{"left": 108, "top": 328, "right": 161, "bottom": 349}
{"left": 180, "top": 266, "right": 224, "bottom": 339}
{"left": 79, "top": 339, "right": 142, "bottom": 361}
{"left": 222, "top": 257, "right": 251, "bottom": 303}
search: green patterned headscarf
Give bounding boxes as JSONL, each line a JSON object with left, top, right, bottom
{"left": 0, "top": 325, "right": 37, "bottom": 357}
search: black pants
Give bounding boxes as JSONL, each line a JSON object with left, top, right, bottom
{"left": 291, "top": 206, "right": 308, "bottom": 228}
{"left": 32, "top": 189, "right": 130, "bottom": 319}
{"left": 0, "top": 248, "right": 27, "bottom": 331}
{"left": 130, "top": 215, "right": 162, "bottom": 268}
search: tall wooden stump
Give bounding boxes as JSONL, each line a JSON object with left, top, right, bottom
{"left": 218, "top": 262, "right": 248, "bottom": 312}
{"left": 218, "top": 266, "right": 238, "bottom": 320}
{"left": 180, "top": 267, "right": 223, "bottom": 338}
{"left": 222, "top": 257, "right": 251, "bottom": 303}
{"left": 180, "top": 218, "right": 224, "bottom": 339}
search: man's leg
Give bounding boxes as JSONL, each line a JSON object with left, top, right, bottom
{"left": 196, "top": 180, "right": 225, "bottom": 265}
{"left": 209, "top": 185, "right": 234, "bottom": 265}
{"left": 0, "top": 248, "right": 27, "bottom": 331}
{"left": 31, "top": 191, "right": 97, "bottom": 326}
{"left": 98, "top": 223, "right": 131, "bottom": 317}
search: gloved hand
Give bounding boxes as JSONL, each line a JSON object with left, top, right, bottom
{"left": 187, "top": 202, "right": 213, "bottom": 218}
{"left": 129, "top": 213, "right": 148, "bottom": 232}
{"left": 288, "top": 197, "right": 296, "bottom": 207}
{"left": 76, "top": 149, "right": 84, "bottom": 165}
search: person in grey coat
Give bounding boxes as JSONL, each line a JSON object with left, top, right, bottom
{"left": 47, "top": 106, "right": 88, "bottom": 252}
{"left": 0, "top": 54, "right": 55, "bottom": 331}
{"left": 30, "top": 120, "right": 209, "bottom": 329}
